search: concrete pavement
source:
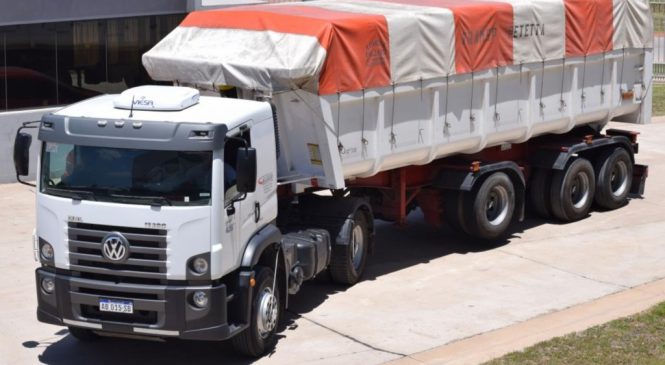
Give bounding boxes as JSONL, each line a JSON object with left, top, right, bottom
{"left": 1, "top": 119, "right": 665, "bottom": 365}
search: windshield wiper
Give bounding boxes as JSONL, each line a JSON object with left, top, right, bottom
{"left": 109, "top": 193, "right": 173, "bottom": 206}
{"left": 43, "top": 187, "right": 96, "bottom": 201}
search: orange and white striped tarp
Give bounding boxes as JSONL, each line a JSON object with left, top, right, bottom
{"left": 143, "top": 0, "right": 653, "bottom": 95}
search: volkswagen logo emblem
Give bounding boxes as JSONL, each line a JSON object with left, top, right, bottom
{"left": 101, "top": 232, "right": 130, "bottom": 262}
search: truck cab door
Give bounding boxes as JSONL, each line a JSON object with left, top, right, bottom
{"left": 224, "top": 122, "right": 261, "bottom": 266}
{"left": 225, "top": 118, "right": 278, "bottom": 262}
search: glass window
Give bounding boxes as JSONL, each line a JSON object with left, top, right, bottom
{"left": 41, "top": 143, "right": 212, "bottom": 206}
{"left": 4, "top": 23, "right": 58, "bottom": 109}
{"left": 56, "top": 20, "right": 107, "bottom": 102}
{"left": 0, "top": 13, "right": 185, "bottom": 111}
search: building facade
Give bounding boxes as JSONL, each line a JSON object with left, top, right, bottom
{"left": 1, "top": 0, "right": 298, "bottom": 183}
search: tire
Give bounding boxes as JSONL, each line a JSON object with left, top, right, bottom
{"left": 444, "top": 190, "right": 469, "bottom": 234}
{"left": 68, "top": 326, "right": 100, "bottom": 342}
{"left": 329, "top": 210, "right": 369, "bottom": 285}
{"left": 462, "top": 172, "right": 516, "bottom": 240}
{"left": 529, "top": 168, "right": 552, "bottom": 219}
{"left": 550, "top": 158, "right": 595, "bottom": 222}
{"left": 232, "top": 266, "right": 280, "bottom": 357}
{"left": 594, "top": 147, "right": 632, "bottom": 210}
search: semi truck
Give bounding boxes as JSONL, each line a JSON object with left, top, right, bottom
{"left": 13, "top": 0, "right": 652, "bottom": 357}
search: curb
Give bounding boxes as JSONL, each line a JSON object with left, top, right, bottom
{"left": 385, "top": 277, "right": 665, "bottom": 365}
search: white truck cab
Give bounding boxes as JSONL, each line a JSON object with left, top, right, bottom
{"left": 18, "top": 86, "right": 357, "bottom": 355}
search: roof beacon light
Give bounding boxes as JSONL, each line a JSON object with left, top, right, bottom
{"left": 113, "top": 85, "right": 200, "bottom": 111}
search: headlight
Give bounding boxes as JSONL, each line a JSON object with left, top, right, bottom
{"left": 40, "top": 242, "right": 54, "bottom": 261}
{"left": 191, "top": 257, "right": 209, "bottom": 275}
{"left": 41, "top": 277, "right": 55, "bottom": 294}
{"left": 191, "top": 290, "right": 209, "bottom": 308}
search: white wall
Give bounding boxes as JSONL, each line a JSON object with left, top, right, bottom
{"left": 0, "top": 108, "right": 59, "bottom": 184}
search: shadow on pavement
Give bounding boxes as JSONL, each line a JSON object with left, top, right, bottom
{"left": 31, "top": 209, "right": 555, "bottom": 364}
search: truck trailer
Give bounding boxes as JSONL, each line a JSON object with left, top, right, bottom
{"left": 14, "top": 0, "right": 652, "bottom": 357}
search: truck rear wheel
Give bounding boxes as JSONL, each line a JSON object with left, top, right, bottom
{"left": 594, "top": 147, "right": 632, "bottom": 210}
{"left": 550, "top": 158, "right": 595, "bottom": 222}
{"left": 529, "top": 168, "right": 552, "bottom": 219}
{"left": 329, "top": 210, "right": 369, "bottom": 285}
{"left": 462, "top": 172, "right": 515, "bottom": 240}
{"left": 232, "top": 266, "right": 280, "bottom": 357}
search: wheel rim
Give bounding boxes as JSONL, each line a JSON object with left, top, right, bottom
{"left": 610, "top": 160, "right": 629, "bottom": 197}
{"left": 351, "top": 224, "right": 365, "bottom": 270}
{"left": 485, "top": 185, "right": 510, "bottom": 226}
{"left": 570, "top": 171, "right": 590, "bottom": 209}
{"left": 256, "top": 287, "right": 278, "bottom": 339}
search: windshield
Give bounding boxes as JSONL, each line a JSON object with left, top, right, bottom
{"left": 40, "top": 142, "right": 212, "bottom": 206}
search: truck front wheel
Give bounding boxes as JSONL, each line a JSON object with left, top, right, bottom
{"left": 329, "top": 210, "right": 369, "bottom": 285}
{"left": 232, "top": 266, "right": 280, "bottom": 357}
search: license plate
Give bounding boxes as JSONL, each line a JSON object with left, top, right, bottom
{"left": 99, "top": 298, "right": 134, "bottom": 314}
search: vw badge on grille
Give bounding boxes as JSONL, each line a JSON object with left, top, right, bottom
{"left": 101, "top": 232, "right": 130, "bottom": 262}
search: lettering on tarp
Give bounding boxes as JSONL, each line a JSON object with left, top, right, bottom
{"left": 365, "top": 38, "right": 387, "bottom": 67}
{"left": 461, "top": 27, "right": 497, "bottom": 46}
{"left": 512, "top": 23, "right": 546, "bottom": 39}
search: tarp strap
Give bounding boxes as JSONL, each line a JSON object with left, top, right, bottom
{"left": 494, "top": 66, "right": 501, "bottom": 123}
{"left": 539, "top": 60, "right": 546, "bottom": 115}
{"left": 336, "top": 92, "right": 343, "bottom": 153}
{"left": 559, "top": 58, "right": 567, "bottom": 112}
{"left": 600, "top": 52, "right": 606, "bottom": 102}
{"left": 444, "top": 75, "right": 450, "bottom": 137}
{"left": 390, "top": 83, "right": 397, "bottom": 148}
{"left": 518, "top": 63, "right": 524, "bottom": 122}
{"left": 361, "top": 89, "right": 368, "bottom": 148}
{"left": 470, "top": 72, "right": 476, "bottom": 128}
{"left": 619, "top": 48, "right": 626, "bottom": 105}
{"left": 581, "top": 55, "right": 587, "bottom": 109}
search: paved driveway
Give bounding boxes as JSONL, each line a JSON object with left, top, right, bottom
{"left": 1, "top": 119, "right": 665, "bottom": 365}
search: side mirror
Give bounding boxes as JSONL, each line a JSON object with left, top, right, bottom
{"left": 14, "top": 132, "right": 32, "bottom": 177}
{"left": 236, "top": 147, "right": 257, "bottom": 194}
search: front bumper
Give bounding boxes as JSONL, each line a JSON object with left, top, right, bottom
{"left": 36, "top": 268, "right": 244, "bottom": 341}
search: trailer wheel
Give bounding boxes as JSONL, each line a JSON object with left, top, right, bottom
{"left": 463, "top": 172, "right": 515, "bottom": 240}
{"left": 550, "top": 158, "right": 595, "bottom": 222}
{"left": 232, "top": 266, "right": 280, "bottom": 357}
{"left": 329, "top": 210, "right": 369, "bottom": 285}
{"left": 529, "top": 168, "right": 552, "bottom": 219}
{"left": 443, "top": 190, "right": 469, "bottom": 234}
{"left": 594, "top": 147, "right": 632, "bottom": 210}
{"left": 67, "top": 326, "right": 100, "bottom": 342}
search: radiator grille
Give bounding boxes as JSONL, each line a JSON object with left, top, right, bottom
{"left": 68, "top": 223, "right": 168, "bottom": 282}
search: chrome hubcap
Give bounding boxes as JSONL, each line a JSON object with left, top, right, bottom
{"left": 486, "top": 185, "right": 509, "bottom": 226}
{"left": 571, "top": 172, "right": 590, "bottom": 209}
{"left": 257, "top": 287, "right": 278, "bottom": 338}
{"left": 610, "top": 160, "right": 628, "bottom": 197}
{"left": 351, "top": 224, "right": 365, "bottom": 270}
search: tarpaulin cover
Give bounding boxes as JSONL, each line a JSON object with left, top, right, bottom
{"left": 143, "top": 0, "right": 653, "bottom": 95}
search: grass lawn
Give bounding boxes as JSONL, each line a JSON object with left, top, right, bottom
{"left": 483, "top": 302, "right": 665, "bottom": 365}
{"left": 654, "top": 84, "right": 665, "bottom": 117}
